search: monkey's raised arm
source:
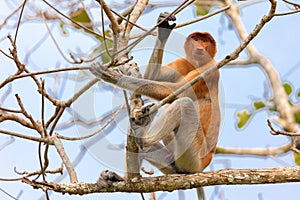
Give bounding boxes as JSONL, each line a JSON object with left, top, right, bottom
{"left": 143, "top": 12, "right": 176, "bottom": 80}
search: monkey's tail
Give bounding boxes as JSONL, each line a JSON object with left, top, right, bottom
{"left": 196, "top": 187, "right": 206, "bottom": 200}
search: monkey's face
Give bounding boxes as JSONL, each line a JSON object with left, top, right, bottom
{"left": 185, "top": 36, "right": 214, "bottom": 67}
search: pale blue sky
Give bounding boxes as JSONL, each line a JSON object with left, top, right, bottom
{"left": 1, "top": 1, "right": 300, "bottom": 200}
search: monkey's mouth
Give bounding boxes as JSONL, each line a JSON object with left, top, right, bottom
{"left": 192, "top": 52, "right": 205, "bottom": 59}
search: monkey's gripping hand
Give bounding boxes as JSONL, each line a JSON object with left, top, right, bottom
{"left": 90, "top": 62, "right": 121, "bottom": 84}
{"left": 131, "top": 103, "right": 156, "bottom": 150}
{"left": 157, "top": 12, "right": 176, "bottom": 42}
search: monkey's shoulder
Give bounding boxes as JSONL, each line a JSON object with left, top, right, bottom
{"left": 165, "top": 58, "right": 195, "bottom": 76}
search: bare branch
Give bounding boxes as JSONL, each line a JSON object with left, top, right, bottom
{"left": 22, "top": 166, "right": 300, "bottom": 194}
{"left": 41, "top": 11, "right": 81, "bottom": 64}
{"left": 268, "top": 120, "right": 300, "bottom": 136}
{"left": 0, "top": 129, "right": 51, "bottom": 144}
{"left": 0, "top": 137, "right": 15, "bottom": 151}
{"left": 57, "top": 104, "right": 124, "bottom": 141}
{"left": 52, "top": 135, "right": 78, "bottom": 183}
{"left": 0, "top": 66, "right": 90, "bottom": 90}
{"left": 14, "top": 0, "right": 27, "bottom": 45}
{"left": 0, "top": 1, "right": 24, "bottom": 29}
{"left": 96, "top": 0, "right": 121, "bottom": 34}
{"left": 124, "top": 0, "right": 149, "bottom": 33}
{"left": 216, "top": 142, "right": 291, "bottom": 156}
{"left": 0, "top": 167, "right": 62, "bottom": 182}
{"left": 41, "top": 0, "right": 106, "bottom": 39}
{"left": 175, "top": 5, "right": 231, "bottom": 29}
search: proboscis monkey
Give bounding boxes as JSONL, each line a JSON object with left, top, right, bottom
{"left": 91, "top": 12, "right": 220, "bottom": 200}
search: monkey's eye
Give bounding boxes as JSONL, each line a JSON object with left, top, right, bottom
{"left": 201, "top": 38, "right": 210, "bottom": 43}
{"left": 192, "top": 37, "right": 198, "bottom": 41}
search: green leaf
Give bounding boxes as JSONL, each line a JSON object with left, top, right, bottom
{"left": 194, "top": 0, "right": 212, "bottom": 16}
{"left": 70, "top": 8, "right": 92, "bottom": 29}
{"left": 195, "top": 5, "right": 210, "bottom": 16}
{"left": 283, "top": 82, "right": 292, "bottom": 96}
{"left": 100, "top": 40, "right": 113, "bottom": 64}
{"left": 253, "top": 101, "right": 265, "bottom": 110}
{"left": 70, "top": 8, "right": 91, "bottom": 23}
{"left": 294, "top": 152, "right": 300, "bottom": 166}
{"left": 236, "top": 110, "right": 251, "bottom": 129}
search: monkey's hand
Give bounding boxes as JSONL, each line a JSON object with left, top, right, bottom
{"left": 96, "top": 170, "right": 124, "bottom": 188}
{"left": 131, "top": 103, "right": 156, "bottom": 150}
{"left": 157, "top": 12, "right": 176, "bottom": 41}
{"left": 90, "top": 62, "right": 121, "bottom": 85}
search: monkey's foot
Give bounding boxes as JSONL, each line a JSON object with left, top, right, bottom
{"left": 96, "top": 170, "right": 124, "bottom": 188}
{"left": 131, "top": 103, "right": 155, "bottom": 122}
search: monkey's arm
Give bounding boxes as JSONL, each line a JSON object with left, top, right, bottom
{"left": 90, "top": 62, "right": 179, "bottom": 101}
{"left": 143, "top": 12, "right": 176, "bottom": 80}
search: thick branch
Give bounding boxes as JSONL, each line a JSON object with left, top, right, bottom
{"left": 125, "top": 0, "right": 149, "bottom": 33}
{"left": 23, "top": 166, "right": 300, "bottom": 194}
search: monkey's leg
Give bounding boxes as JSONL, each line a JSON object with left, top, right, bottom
{"left": 139, "top": 142, "right": 177, "bottom": 174}
{"left": 142, "top": 97, "right": 199, "bottom": 148}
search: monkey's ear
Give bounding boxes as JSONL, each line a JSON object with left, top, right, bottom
{"left": 157, "top": 12, "right": 176, "bottom": 41}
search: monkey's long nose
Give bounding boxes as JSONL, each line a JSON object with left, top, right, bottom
{"left": 195, "top": 48, "right": 204, "bottom": 55}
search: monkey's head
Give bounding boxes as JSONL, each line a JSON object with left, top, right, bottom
{"left": 184, "top": 32, "right": 217, "bottom": 67}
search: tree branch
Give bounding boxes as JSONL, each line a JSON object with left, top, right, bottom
{"left": 216, "top": 143, "right": 291, "bottom": 156}
{"left": 96, "top": 0, "right": 121, "bottom": 34}
{"left": 22, "top": 166, "right": 300, "bottom": 194}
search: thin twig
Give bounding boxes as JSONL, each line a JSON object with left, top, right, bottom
{"left": 0, "top": 1, "right": 24, "bottom": 29}
{"left": 0, "top": 167, "right": 62, "bottom": 182}
{"left": 14, "top": 0, "right": 27, "bottom": 45}
{"left": 15, "top": 94, "right": 43, "bottom": 134}
{"left": 57, "top": 104, "right": 124, "bottom": 141}
{"left": 110, "top": 8, "right": 147, "bottom": 32}
{"left": 100, "top": 4, "right": 113, "bottom": 62}
{"left": 0, "top": 137, "right": 15, "bottom": 151}
{"left": 175, "top": 5, "right": 231, "bottom": 29}
{"left": 111, "top": 0, "right": 193, "bottom": 59}
{"left": 0, "top": 107, "right": 22, "bottom": 113}
{"left": 274, "top": 9, "right": 300, "bottom": 16}
{"left": 41, "top": 11, "right": 80, "bottom": 64}
{"left": 41, "top": 0, "right": 107, "bottom": 39}
{"left": 0, "top": 129, "right": 51, "bottom": 143}
{"left": 282, "top": 0, "right": 300, "bottom": 9}
{"left": 267, "top": 119, "right": 300, "bottom": 136}
{"left": 0, "top": 66, "right": 90, "bottom": 89}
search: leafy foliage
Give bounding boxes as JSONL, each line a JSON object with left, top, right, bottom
{"left": 70, "top": 8, "right": 92, "bottom": 29}
{"left": 235, "top": 82, "right": 300, "bottom": 129}
{"left": 193, "top": 0, "right": 213, "bottom": 16}
{"left": 236, "top": 110, "right": 251, "bottom": 129}
{"left": 283, "top": 82, "right": 292, "bottom": 96}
